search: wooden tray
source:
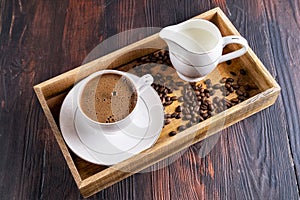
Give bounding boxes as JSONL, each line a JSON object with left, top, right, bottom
{"left": 34, "top": 7, "right": 280, "bottom": 198}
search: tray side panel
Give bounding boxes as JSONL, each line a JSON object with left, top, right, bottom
{"left": 79, "top": 86, "right": 280, "bottom": 198}
{"left": 33, "top": 86, "right": 82, "bottom": 185}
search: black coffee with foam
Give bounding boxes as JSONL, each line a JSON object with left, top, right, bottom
{"left": 80, "top": 73, "right": 137, "bottom": 123}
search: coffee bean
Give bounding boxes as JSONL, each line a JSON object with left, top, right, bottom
{"left": 171, "top": 96, "right": 178, "bottom": 101}
{"left": 240, "top": 69, "right": 247, "bottom": 75}
{"left": 232, "top": 84, "right": 240, "bottom": 90}
{"left": 192, "top": 117, "right": 198, "bottom": 123}
{"left": 186, "top": 121, "right": 193, "bottom": 128}
{"left": 167, "top": 88, "right": 173, "bottom": 94}
{"left": 200, "top": 105, "right": 208, "bottom": 110}
{"left": 205, "top": 99, "right": 212, "bottom": 105}
{"left": 171, "top": 113, "right": 177, "bottom": 118}
{"left": 204, "top": 79, "right": 211, "bottom": 85}
{"left": 195, "top": 91, "right": 201, "bottom": 96}
{"left": 194, "top": 86, "right": 200, "bottom": 91}
{"left": 230, "top": 71, "right": 237, "bottom": 76}
{"left": 238, "top": 95, "right": 245, "bottom": 101}
{"left": 191, "top": 84, "right": 197, "bottom": 90}
{"left": 182, "top": 108, "right": 189, "bottom": 115}
{"left": 201, "top": 96, "right": 208, "bottom": 103}
{"left": 231, "top": 98, "right": 239, "bottom": 104}
{"left": 163, "top": 101, "right": 173, "bottom": 106}
{"left": 187, "top": 100, "right": 193, "bottom": 105}
{"left": 203, "top": 89, "right": 209, "bottom": 93}
{"left": 166, "top": 113, "right": 172, "bottom": 118}
{"left": 169, "top": 131, "right": 177, "bottom": 137}
{"left": 183, "top": 114, "right": 192, "bottom": 120}
{"left": 225, "top": 83, "right": 231, "bottom": 89}
{"left": 175, "top": 105, "right": 182, "bottom": 112}
{"left": 197, "top": 96, "right": 202, "bottom": 101}
{"left": 194, "top": 106, "right": 200, "bottom": 112}
{"left": 226, "top": 60, "right": 232, "bottom": 65}
{"left": 164, "top": 119, "right": 171, "bottom": 125}
{"left": 209, "top": 90, "right": 215, "bottom": 96}
{"left": 208, "top": 104, "right": 214, "bottom": 111}
{"left": 236, "top": 90, "right": 244, "bottom": 96}
{"left": 202, "top": 112, "right": 208, "bottom": 119}
{"left": 243, "top": 92, "right": 249, "bottom": 98}
{"left": 177, "top": 125, "right": 186, "bottom": 132}
{"left": 182, "top": 102, "right": 188, "bottom": 107}
{"left": 182, "top": 95, "right": 189, "bottom": 101}
{"left": 178, "top": 96, "right": 184, "bottom": 102}
{"left": 223, "top": 91, "right": 230, "bottom": 96}
{"left": 226, "top": 78, "right": 234, "bottom": 83}
{"left": 199, "top": 116, "right": 204, "bottom": 122}
{"left": 175, "top": 113, "right": 182, "bottom": 119}
{"left": 175, "top": 82, "right": 185, "bottom": 86}
{"left": 190, "top": 111, "right": 198, "bottom": 117}
{"left": 228, "top": 87, "right": 234, "bottom": 93}
{"left": 220, "top": 77, "right": 227, "bottom": 83}
{"left": 212, "top": 84, "right": 221, "bottom": 89}
{"left": 220, "top": 87, "right": 226, "bottom": 92}
{"left": 199, "top": 109, "right": 205, "bottom": 114}
{"left": 213, "top": 97, "right": 220, "bottom": 104}
{"left": 225, "top": 102, "right": 232, "bottom": 108}
{"left": 164, "top": 88, "right": 169, "bottom": 94}
{"left": 165, "top": 96, "right": 171, "bottom": 102}
{"left": 192, "top": 101, "right": 197, "bottom": 107}
{"left": 196, "top": 101, "right": 201, "bottom": 106}
{"left": 215, "top": 108, "right": 221, "bottom": 114}
{"left": 158, "top": 87, "right": 164, "bottom": 93}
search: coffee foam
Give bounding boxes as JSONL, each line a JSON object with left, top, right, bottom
{"left": 80, "top": 73, "right": 137, "bottom": 123}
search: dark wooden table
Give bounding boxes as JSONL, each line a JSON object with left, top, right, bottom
{"left": 1, "top": 0, "right": 299, "bottom": 199}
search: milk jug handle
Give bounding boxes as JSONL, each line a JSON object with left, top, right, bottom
{"left": 218, "top": 36, "right": 249, "bottom": 64}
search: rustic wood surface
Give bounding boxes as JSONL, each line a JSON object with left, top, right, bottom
{"left": 0, "top": 0, "right": 299, "bottom": 199}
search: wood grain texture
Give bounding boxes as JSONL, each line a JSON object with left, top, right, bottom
{"left": 0, "top": 0, "right": 299, "bottom": 200}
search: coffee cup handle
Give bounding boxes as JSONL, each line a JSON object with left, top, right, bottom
{"left": 136, "top": 74, "right": 154, "bottom": 93}
{"left": 218, "top": 36, "right": 249, "bottom": 64}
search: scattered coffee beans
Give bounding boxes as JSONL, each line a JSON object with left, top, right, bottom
{"left": 133, "top": 50, "right": 258, "bottom": 137}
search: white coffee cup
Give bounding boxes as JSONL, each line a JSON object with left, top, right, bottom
{"left": 159, "top": 19, "right": 249, "bottom": 82}
{"left": 75, "top": 70, "right": 153, "bottom": 133}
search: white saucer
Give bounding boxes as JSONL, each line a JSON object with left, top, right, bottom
{"left": 59, "top": 73, "right": 164, "bottom": 165}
